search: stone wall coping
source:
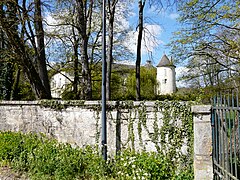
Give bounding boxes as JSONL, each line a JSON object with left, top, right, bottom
{"left": 0, "top": 100, "right": 39, "bottom": 106}
{"left": 191, "top": 105, "right": 211, "bottom": 114}
{"left": 0, "top": 100, "right": 170, "bottom": 107}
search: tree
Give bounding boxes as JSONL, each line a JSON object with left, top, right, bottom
{"left": 135, "top": 0, "right": 145, "bottom": 101}
{"left": 0, "top": 0, "right": 52, "bottom": 99}
{"left": 47, "top": 0, "right": 133, "bottom": 100}
{"left": 34, "top": 0, "right": 51, "bottom": 98}
{"left": 105, "top": 0, "right": 134, "bottom": 100}
{"left": 47, "top": 0, "right": 103, "bottom": 100}
{"left": 46, "top": 0, "right": 83, "bottom": 99}
{"left": 106, "top": 0, "right": 118, "bottom": 100}
{"left": 135, "top": 0, "right": 175, "bottom": 101}
{"left": 171, "top": 0, "right": 240, "bottom": 91}
{"left": 75, "top": 0, "right": 93, "bottom": 100}
{"left": 126, "top": 66, "right": 157, "bottom": 100}
{"left": 0, "top": 2, "right": 15, "bottom": 100}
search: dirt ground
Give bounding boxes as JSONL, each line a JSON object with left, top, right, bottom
{"left": 0, "top": 166, "right": 29, "bottom": 180}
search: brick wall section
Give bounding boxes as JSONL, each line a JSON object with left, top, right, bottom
{"left": 192, "top": 105, "right": 213, "bottom": 180}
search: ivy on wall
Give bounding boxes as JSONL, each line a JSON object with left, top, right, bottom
{"left": 114, "top": 101, "right": 193, "bottom": 170}
{"left": 37, "top": 99, "right": 193, "bottom": 173}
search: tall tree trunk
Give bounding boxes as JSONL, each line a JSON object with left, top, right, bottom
{"left": 73, "top": 34, "right": 80, "bottom": 99}
{"left": 136, "top": 0, "right": 145, "bottom": 101}
{"left": 34, "top": 0, "right": 51, "bottom": 98}
{"left": 3, "top": 63, "right": 14, "bottom": 100}
{"left": 72, "top": 13, "right": 80, "bottom": 99}
{"left": 81, "top": 35, "right": 92, "bottom": 100}
{"left": 1, "top": 1, "right": 17, "bottom": 100}
{"left": 11, "top": 67, "right": 20, "bottom": 100}
{"left": 76, "top": 0, "right": 92, "bottom": 100}
{"left": 106, "top": 0, "right": 117, "bottom": 100}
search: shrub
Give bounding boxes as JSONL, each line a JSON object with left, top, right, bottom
{"left": 0, "top": 131, "right": 193, "bottom": 179}
{"left": 111, "top": 149, "right": 173, "bottom": 179}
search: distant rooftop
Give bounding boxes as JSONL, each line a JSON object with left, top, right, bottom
{"left": 156, "top": 54, "right": 175, "bottom": 67}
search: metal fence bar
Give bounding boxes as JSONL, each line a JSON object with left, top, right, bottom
{"left": 219, "top": 95, "right": 223, "bottom": 177}
{"left": 238, "top": 93, "right": 240, "bottom": 179}
{"left": 212, "top": 93, "right": 240, "bottom": 179}
{"left": 228, "top": 94, "right": 234, "bottom": 177}
{"left": 214, "top": 96, "right": 220, "bottom": 177}
{"left": 232, "top": 92, "right": 238, "bottom": 179}
{"left": 224, "top": 95, "right": 230, "bottom": 177}
{"left": 214, "top": 160, "right": 238, "bottom": 180}
{"left": 212, "top": 96, "right": 218, "bottom": 179}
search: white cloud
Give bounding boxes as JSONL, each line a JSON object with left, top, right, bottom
{"left": 44, "top": 13, "right": 72, "bottom": 35}
{"left": 45, "top": 14, "right": 57, "bottom": 26}
{"left": 169, "top": 13, "right": 179, "bottom": 20}
{"left": 124, "top": 24, "right": 163, "bottom": 55}
{"left": 175, "top": 66, "right": 188, "bottom": 87}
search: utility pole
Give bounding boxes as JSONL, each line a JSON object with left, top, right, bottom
{"left": 101, "top": 0, "right": 107, "bottom": 161}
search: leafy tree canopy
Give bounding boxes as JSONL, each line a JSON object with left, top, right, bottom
{"left": 171, "top": 0, "right": 240, "bottom": 92}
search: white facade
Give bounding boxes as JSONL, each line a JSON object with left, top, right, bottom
{"left": 51, "top": 72, "right": 73, "bottom": 98}
{"left": 156, "top": 55, "right": 176, "bottom": 95}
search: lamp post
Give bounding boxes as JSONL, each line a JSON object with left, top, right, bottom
{"left": 101, "top": 0, "right": 107, "bottom": 161}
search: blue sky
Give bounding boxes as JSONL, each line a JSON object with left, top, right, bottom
{"left": 45, "top": 1, "right": 185, "bottom": 86}
{"left": 125, "top": 1, "right": 181, "bottom": 66}
{"left": 45, "top": 1, "right": 180, "bottom": 67}
{"left": 122, "top": 2, "right": 187, "bottom": 87}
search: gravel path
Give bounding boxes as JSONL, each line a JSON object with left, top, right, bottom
{"left": 0, "top": 166, "right": 29, "bottom": 180}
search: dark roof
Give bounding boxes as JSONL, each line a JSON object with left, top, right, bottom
{"left": 144, "top": 60, "right": 155, "bottom": 68}
{"left": 112, "top": 63, "right": 135, "bottom": 72}
{"left": 156, "top": 54, "right": 175, "bottom": 67}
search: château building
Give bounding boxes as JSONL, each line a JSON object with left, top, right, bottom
{"left": 156, "top": 54, "right": 176, "bottom": 95}
{"left": 50, "top": 54, "right": 177, "bottom": 98}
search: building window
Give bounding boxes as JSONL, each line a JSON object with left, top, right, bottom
{"left": 51, "top": 80, "right": 56, "bottom": 88}
{"left": 162, "top": 79, "right": 167, "bottom": 84}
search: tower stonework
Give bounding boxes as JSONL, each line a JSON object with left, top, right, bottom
{"left": 156, "top": 54, "right": 176, "bottom": 95}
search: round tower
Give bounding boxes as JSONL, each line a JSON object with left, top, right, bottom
{"left": 156, "top": 54, "right": 176, "bottom": 95}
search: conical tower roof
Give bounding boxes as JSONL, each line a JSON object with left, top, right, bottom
{"left": 156, "top": 54, "right": 175, "bottom": 67}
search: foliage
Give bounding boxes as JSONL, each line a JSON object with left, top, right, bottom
{"left": 0, "top": 64, "right": 35, "bottom": 101}
{"left": 90, "top": 66, "right": 158, "bottom": 100}
{"left": 118, "top": 100, "right": 194, "bottom": 179}
{"left": 0, "top": 0, "right": 51, "bottom": 99}
{"left": 112, "top": 149, "right": 194, "bottom": 180}
{"left": 171, "top": 0, "right": 240, "bottom": 92}
{"left": 0, "top": 63, "right": 14, "bottom": 100}
{"left": 125, "top": 67, "right": 157, "bottom": 100}
{"left": 0, "top": 132, "right": 101, "bottom": 179}
{"left": 13, "top": 76, "right": 36, "bottom": 101}
{"left": 39, "top": 100, "right": 86, "bottom": 110}
{"left": 0, "top": 130, "right": 193, "bottom": 179}
{"left": 112, "top": 150, "right": 172, "bottom": 179}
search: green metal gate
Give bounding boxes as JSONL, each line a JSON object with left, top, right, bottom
{"left": 212, "top": 94, "right": 240, "bottom": 179}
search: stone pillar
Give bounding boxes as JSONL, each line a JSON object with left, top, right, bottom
{"left": 192, "top": 105, "right": 213, "bottom": 180}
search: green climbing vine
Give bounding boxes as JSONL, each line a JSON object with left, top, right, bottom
{"left": 39, "top": 100, "right": 86, "bottom": 110}
{"left": 94, "top": 105, "right": 101, "bottom": 144}
{"left": 37, "top": 99, "right": 193, "bottom": 177}
{"left": 116, "top": 100, "right": 194, "bottom": 177}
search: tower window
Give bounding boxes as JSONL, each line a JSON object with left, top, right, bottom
{"left": 162, "top": 79, "right": 167, "bottom": 84}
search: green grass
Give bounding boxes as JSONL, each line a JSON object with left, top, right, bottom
{"left": 0, "top": 131, "right": 193, "bottom": 179}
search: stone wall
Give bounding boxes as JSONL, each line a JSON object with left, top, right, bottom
{"left": 0, "top": 101, "right": 215, "bottom": 179}
{"left": 0, "top": 100, "right": 179, "bottom": 155}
